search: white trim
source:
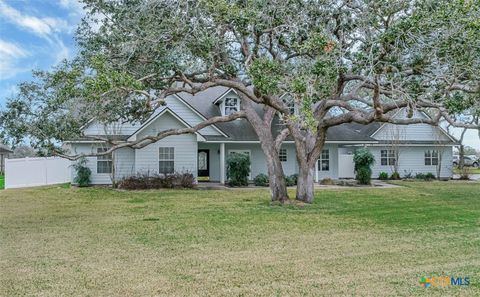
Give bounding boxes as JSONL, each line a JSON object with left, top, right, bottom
{"left": 205, "top": 140, "right": 378, "bottom": 144}
{"left": 173, "top": 94, "right": 228, "bottom": 137}
{"left": 419, "top": 111, "right": 458, "bottom": 143}
{"left": 79, "top": 118, "right": 96, "bottom": 131}
{"left": 369, "top": 109, "right": 458, "bottom": 143}
{"left": 127, "top": 108, "right": 206, "bottom": 142}
{"left": 220, "top": 143, "right": 225, "bottom": 184}
{"left": 221, "top": 96, "right": 240, "bottom": 117}
{"left": 228, "top": 149, "right": 252, "bottom": 179}
{"left": 212, "top": 88, "right": 239, "bottom": 105}
{"left": 318, "top": 148, "right": 330, "bottom": 172}
{"left": 64, "top": 140, "right": 106, "bottom": 143}
{"left": 158, "top": 146, "right": 175, "bottom": 174}
{"left": 366, "top": 143, "right": 455, "bottom": 147}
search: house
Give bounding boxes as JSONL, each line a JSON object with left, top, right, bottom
{"left": 0, "top": 144, "right": 13, "bottom": 174}
{"left": 66, "top": 87, "right": 457, "bottom": 184}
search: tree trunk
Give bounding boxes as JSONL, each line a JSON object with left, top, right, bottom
{"left": 264, "top": 151, "right": 289, "bottom": 203}
{"left": 459, "top": 144, "right": 465, "bottom": 169}
{"left": 240, "top": 97, "right": 289, "bottom": 203}
{"left": 296, "top": 165, "right": 315, "bottom": 203}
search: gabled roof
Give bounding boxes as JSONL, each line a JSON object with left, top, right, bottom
{"left": 127, "top": 107, "right": 206, "bottom": 142}
{"left": 74, "top": 86, "right": 457, "bottom": 144}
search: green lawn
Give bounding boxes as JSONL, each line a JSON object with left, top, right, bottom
{"left": 0, "top": 175, "right": 4, "bottom": 189}
{"left": 1, "top": 182, "right": 479, "bottom": 296}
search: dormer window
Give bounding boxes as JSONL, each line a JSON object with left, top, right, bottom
{"left": 223, "top": 97, "right": 239, "bottom": 116}
{"left": 280, "top": 94, "right": 296, "bottom": 116}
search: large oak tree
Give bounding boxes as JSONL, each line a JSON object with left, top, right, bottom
{"left": 1, "top": 0, "right": 479, "bottom": 203}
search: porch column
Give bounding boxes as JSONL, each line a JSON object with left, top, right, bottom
{"left": 220, "top": 143, "right": 225, "bottom": 184}
{"left": 315, "top": 159, "right": 319, "bottom": 183}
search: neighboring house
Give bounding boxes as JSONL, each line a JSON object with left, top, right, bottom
{"left": 0, "top": 144, "right": 13, "bottom": 174}
{"left": 66, "top": 87, "right": 457, "bottom": 184}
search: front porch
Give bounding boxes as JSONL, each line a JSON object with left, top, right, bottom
{"left": 196, "top": 142, "right": 357, "bottom": 184}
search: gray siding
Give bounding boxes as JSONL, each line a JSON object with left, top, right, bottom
{"left": 317, "top": 144, "right": 339, "bottom": 179}
{"left": 197, "top": 143, "right": 299, "bottom": 182}
{"left": 83, "top": 121, "right": 140, "bottom": 136}
{"left": 370, "top": 146, "right": 453, "bottom": 178}
{"left": 165, "top": 96, "right": 221, "bottom": 135}
{"left": 373, "top": 110, "right": 451, "bottom": 142}
{"left": 83, "top": 95, "right": 221, "bottom": 137}
{"left": 135, "top": 112, "right": 197, "bottom": 175}
{"left": 70, "top": 144, "right": 135, "bottom": 185}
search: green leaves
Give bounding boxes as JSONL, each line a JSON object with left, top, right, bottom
{"left": 248, "top": 58, "right": 283, "bottom": 95}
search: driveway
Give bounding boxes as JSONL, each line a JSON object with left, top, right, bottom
{"left": 453, "top": 174, "right": 480, "bottom": 181}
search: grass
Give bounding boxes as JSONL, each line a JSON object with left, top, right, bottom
{"left": 0, "top": 175, "right": 4, "bottom": 189}
{"left": 1, "top": 182, "right": 479, "bottom": 296}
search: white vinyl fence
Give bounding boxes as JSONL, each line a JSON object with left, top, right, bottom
{"left": 5, "top": 157, "right": 71, "bottom": 189}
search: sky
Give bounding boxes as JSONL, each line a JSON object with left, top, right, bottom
{"left": 0, "top": 0, "right": 84, "bottom": 105}
{"left": 0, "top": 0, "right": 479, "bottom": 150}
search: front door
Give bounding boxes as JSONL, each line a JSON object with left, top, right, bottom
{"left": 197, "top": 149, "right": 210, "bottom": 181}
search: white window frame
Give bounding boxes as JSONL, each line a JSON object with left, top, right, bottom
{"left": 279, "top": 148, "right": 288, "bottom": 162}
{"left": 380, "top": 149, "right": 395, "bottom": 166}
{"left": 222, "top": 97, "right": 240, "bottom": 116}
{"left": 159, "top": 147, "right": 175, "bottom": 174}
{"left": 97, "top": 147, "right": 112, "bottom": 174}
{"left": 425, "top": 150, "right": 439, "bottom": 166}
{"left": 318, "top": 149, "right": 330, "bottom": 171}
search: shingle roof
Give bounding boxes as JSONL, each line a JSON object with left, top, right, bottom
{"left": 178, "top": 87, "right": 380, "bottom": 142}
{"left": 0, "top": 144, "right": 13, "bottom": 153}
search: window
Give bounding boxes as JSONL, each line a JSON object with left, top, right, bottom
{"left": 425, "top": 150, "right": 439, "bottom": 166}
{"left": 281, "top": 95, "right": 295, "bottom": 115}
{"left": 97, "top": 147, "right": 112, "bottom": 174}
{"left": 318, "top": 149, "right": 329, "bottom": 171}
{"left": 224, "top": 97, "right": 239, "bottom": 116}
{"left": 279, "top": 148, "right": 287, "bottom": 162}
{"left": 159, "top": 147, "right": 175, "bottom": 174}
{"left": 381, "top": 150, "right": 396, "bottom": 166}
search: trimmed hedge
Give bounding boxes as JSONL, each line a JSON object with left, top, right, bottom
{"left": 254, "top": 174, "right": 269, "bottom": 186}
{"left": 119, "top": 172, "right": 195, "bottom": 190}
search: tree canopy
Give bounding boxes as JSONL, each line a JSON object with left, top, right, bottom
{"left": 0, "top": 0, "right": 479, "bottom": 202}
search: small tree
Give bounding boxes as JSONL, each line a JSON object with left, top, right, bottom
{"left": 226, "top": 153, "right": 250, "bottom": 187}
{"left": 353, "top": 148, "right": 375, "bottom": 185}
{"left": 72, "top": 157, "right": 91, "bottom": 187}
{"left": 386, "top": 126, "right": 406, "bottom": 179}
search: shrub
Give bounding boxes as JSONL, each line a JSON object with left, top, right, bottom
{"left": 356, "top": 167, "right": 372, "bottom": 185}
{"left": 253, "top": 174, "right": 269, "bottom": 186}
{"left": 226, "top": 153, "right": 250, "bottom": 186}
{"left": 353, "top": 148, "right": 375, "bottom": 185}
{"left": 72, "top": 157, "right": 91, "bottom": 187}
{"left": 390, "top": 172, "right": 401, "bottom": 180}
{"left": 289, "top": 174, "right": 298, "bottom": 185}
{"left": 378, "top": 172, "right": 389, "bottom": 180}
{"left": 118, "top": 172, "right": 195, "bottom": 190}
{"left": 285, "top": 174, "right": 297, "bottom": 186}
{"left": 320, "top": 178, "right": 334, "bottom": 185}
{"left": 415, "top": 173, "right": 426, "bottom": 180}
{"left": 414, "top": 172, "right": 435, "bottom": 181}
{"left": 403, "top": 171, "right": 413, "bottom": 179}
{"left": 459, "top": 167, "right": 471, "bottom": 180}
{"left": 424, "top": 172, "right": 435, "bottom": 181}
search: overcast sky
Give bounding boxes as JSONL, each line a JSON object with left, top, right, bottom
{"left": 0, "top": 0, "right": 479, "bottom": 150}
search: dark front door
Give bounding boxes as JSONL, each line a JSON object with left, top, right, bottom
{"left": 198, "top": 149, "right": 210, "bottom": 181}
